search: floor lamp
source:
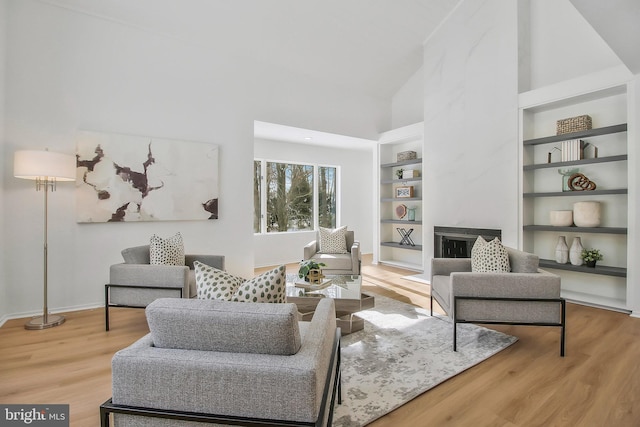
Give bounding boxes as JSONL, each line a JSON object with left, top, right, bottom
{"left": 14, "top": 149, "right": 76, "bottom": 330}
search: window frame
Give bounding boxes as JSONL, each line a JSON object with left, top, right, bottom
{"left": 254, "top": 158, "right": 340, "bottom": 235}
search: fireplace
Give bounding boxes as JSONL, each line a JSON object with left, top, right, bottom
{"left": 434, "top": 226, "right": 501, "bottom": 258}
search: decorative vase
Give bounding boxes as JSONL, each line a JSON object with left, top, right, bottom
{"left": 573, "top": 201, "right": 601, "bottom": 227}
{"left": 586, "top": 260, "right": 597, "bottom": 268}
{"left": 550, "top": 210, "right": 573, "bottom": 227}
{"left": 555, "top": 236, "right": 569, "bottom": 264}
{"left": 407, "top": 207, "right": 416, "bottom": 221}
{"left": 306, "top": 269, "right": 324, "bottom": 284}
{"left": 569, "top": 237, "right": 584, "bottom": 266}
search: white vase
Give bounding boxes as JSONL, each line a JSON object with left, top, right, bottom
{"left": 550, "top": 210, "right": 573, "bottom": 227}
{"left": 569, "top": 237, "right": 584, "bottom": 266}
{"left": 555, "top": 236, "right": 569, "bottom": 264}
{"left": 573, "top": 201, "right": 601, "bottom": 227}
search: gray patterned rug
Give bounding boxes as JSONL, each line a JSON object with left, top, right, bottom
{"left": 332, "top": 295, "right": 517, "bottom": 426}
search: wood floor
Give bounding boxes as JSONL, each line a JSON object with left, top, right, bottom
{"left": 1, "top": 255, "right": 639, "bottom": 426}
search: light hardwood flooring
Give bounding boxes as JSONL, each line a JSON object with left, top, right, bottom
{"left": 1, "top": 255, "right": 639, "bottom": 426}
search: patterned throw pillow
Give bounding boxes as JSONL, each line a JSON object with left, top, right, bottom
{"left": 232, "top": 265, "right": 287, "bottom": 303}
{"left": 471, "top": 236, "right": 511, "bottom": 273}
{"left": 194, "top": 261, "right": 244, "bottom": 301}
{"left": 318, "top": 226, "right": 348, "bottom": 254}
{"left": 149, "top": 233, "right": 185, "bottom": 266}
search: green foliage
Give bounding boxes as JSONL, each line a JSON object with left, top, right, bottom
{"left": 581, "top": 248, "right": 603, "bottom": 262}
{"left": 395, "top": 168, "right": 404, "bottom": 179}
{"left": 298, "top": 259, "right": 326, "bottom": 278}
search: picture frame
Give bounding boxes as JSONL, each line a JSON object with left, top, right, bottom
{"left": 395, "top": 186, "right": 414, "bottom": 198}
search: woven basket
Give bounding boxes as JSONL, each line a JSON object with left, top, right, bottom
{"left": 556, "top": 115, "right": 592, "bottom": 135}
{"left": 397, "top": 151, "right": 416, "bottom": 162}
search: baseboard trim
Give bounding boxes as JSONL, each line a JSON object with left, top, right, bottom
{"left": 0, "top": 302, "right": 104, "bottom": 327}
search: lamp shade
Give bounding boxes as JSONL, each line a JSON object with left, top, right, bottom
{"left": 14, "top": 150, "right": 76, "bottom": 181}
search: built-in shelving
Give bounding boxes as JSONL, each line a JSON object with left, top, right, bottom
{"left": 520, "top": 80, "right": 630, "bottom": 312}
{"left": 377, "top": 122, "right": 424, "bottom": 272}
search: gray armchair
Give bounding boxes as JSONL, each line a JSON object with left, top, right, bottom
{"left": 105, "top": 245, "right": 224, "bottom": 330}
{"left": 100, "top": 297, "right": 341, "bottom": 427}
{"left": 304, "top": 230, "right": 361, "bottom": 275}
{"left": 431, "top": 247, "right": 566, "bottom": 356}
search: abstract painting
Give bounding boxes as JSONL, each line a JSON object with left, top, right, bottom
{"left": 75, "top": 131, "right": 219, "bottom": 223}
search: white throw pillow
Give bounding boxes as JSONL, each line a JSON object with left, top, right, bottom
{"left": 194, "top": 261, "right": 244, "bottom": 301}
{"left": 149, "top": 232, "right": 185, "bottom": 266}
{"left": 232, "top": 265, "right": 287, "bottom": 303}
{"left": 471, "top": 236, "right": 510, "bottom": 273}
{"left": 318, "top": 226, "right": 348, "bottom": 254}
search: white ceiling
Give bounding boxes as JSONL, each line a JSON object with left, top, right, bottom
{"left": 40, "top": 0, "right": 460, "bottom": 101}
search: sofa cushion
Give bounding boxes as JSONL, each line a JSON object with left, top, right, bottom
{"left": 431, "top": 275, "right": 452, "bottom": 313}
{"left": 232, "top": 265, "right": 287, "bottom": 303}
{"left": 194, "top": 260, "right": 244, "bottom": 301}
{"left": 311, "top": 253, "right": 353, "bottom": 270}
{"left": 471, "top": 236, "right": 510, "bottom": 273}
{"left": 506, "top": 247, "right": 539, "bottom": 273}
{"left": 146, "top": 298, "right": 301, "bottom": 355}
{"left": 121, "top": 245, "right": 151, "bottom": 264}
{"left": 318, "top": 226, "right": 348, "bottom": 254}
{"left": 150, "top": 232, "right": 185, "bottom": 266}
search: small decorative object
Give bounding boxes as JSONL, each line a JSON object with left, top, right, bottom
{"left": 396, "top": 228, "right": 415, "bottom": 246}
{"left": 569, "top": 237, "right": 585, "bottom": 266}
{"left": 558, "top": 168, "right": 579, "bottom": 191}
{"left": 555, "top": 236, "right": 569, "bottom": 264}
{"left": 407, "top": 207, "right": 417, "bottom": 221}
{"left": 298, "top": 259, "right": 326, "bottom": 282}
{"left": 395, "top": 186, "right": 414, "bottom": 198}
{"left": 556, "top": 114, "right": 592, "bottom": 135}
{"left": 568, "top": 173, "right": 597, "bottom": 191}
{"left": 397, "top": 151, "right": 417, "bottom": 162}
{"left": 547, "top": 146, "right": 561, "bottom": 163}
{"left": 395, "top": 168, "right": 404, "bottom": 179}
{"left": 402, "top": 169, "right": 419, "bottom": 179}
{"left": 395, "top": 204, "right": 407, "bottom": 219}
{"left": 573, "top": 201, "right": 601, "bottom": 227}
{"left": 581, "top": 248, "right": 603, "bottom": 268}
{"left": 550, "top": 210, "right": 573, "bottom": 227}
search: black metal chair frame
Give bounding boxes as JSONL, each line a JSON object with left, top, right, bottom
{"left": 100, "top": 328, "right": 342, "bottom": 427}
{"left": 431, "top": 294, "right": 566, "bottom": 357}
{"left": 104, "top": 283, "right": 183, "bottom": 331}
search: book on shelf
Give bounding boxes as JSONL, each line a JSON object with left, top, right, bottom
{"left": 561, "top": 139, "right": 589, "bottom": 161}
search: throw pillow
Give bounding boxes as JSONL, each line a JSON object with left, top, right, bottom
{"left": 471, "top": 236, "right": 511, "bottom": 273}
{"left": 232, "top": 265, "right": 287, "bottom": 303}
{"left": 194, "top": 261, "right": 244, "bottom": 301}
{"left": 149, "top": 232, "right": 185, "bottom": 266}
{"left": 318, "top": 226, "right": 348, "bottom": 254}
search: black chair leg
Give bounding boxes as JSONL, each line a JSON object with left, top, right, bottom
{"left": 105, "top": 285, "right": 110, "bottom": 332}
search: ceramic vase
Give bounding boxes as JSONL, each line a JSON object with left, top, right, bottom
{"left": 573, "top": 201, "right": 602, "bottom": 227}
{"left": 555, "top": 236, "right": 569, "bottom": 264}
{"left": 569, "top": 237, "right": 584, "bottom": 266}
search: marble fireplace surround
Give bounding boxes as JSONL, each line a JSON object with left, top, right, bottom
{"left": 433, "top": 226, "right": 502, "bottom": 258}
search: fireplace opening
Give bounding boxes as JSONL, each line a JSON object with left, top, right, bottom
{"left": 434, "top": 226, "right": 501, "bottom": 258}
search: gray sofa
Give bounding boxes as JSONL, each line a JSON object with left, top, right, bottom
{"left": 304, "top": 230, "right": 361, "bottom": 275}
{"left": 100, "top": 297, "right": 341, "bottom": 427}
{"left": 431, "top": 246, "right": 566, "bottom": 356}
{"left": 105, "top": 245, "right": 225, "bottom": 330}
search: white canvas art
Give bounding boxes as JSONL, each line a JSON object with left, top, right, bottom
{"left": 75, "top": 131, "right": 219, "bottom": 223}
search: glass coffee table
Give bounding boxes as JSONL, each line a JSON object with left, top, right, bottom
{"left": 286, "top": 274, "right": 375, "bottom": 334}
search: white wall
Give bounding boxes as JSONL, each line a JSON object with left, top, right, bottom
{"left": 529, "top": 0, "right": 621, "bottom": 89}
{"left": 253, "top": 138, "right": 373, "bottom": 267}
{"left": 421, "top": 0, "right": 520, "bottom": 275}
{"left": 0, "top": 0, "right": 7, "bottom": 323}
{"left": 391, "top": 66, "right": 424, "bottom": 130}
{"left": 2, "top": 0, "right": 388, "bottom": 318}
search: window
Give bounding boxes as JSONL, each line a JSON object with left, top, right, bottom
{"left": 254, "top": 160, "right": 338, "bottom": 233}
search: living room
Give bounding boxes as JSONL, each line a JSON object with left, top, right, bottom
{"left": 1, "top": 0, "right": 640, "bottom": 425}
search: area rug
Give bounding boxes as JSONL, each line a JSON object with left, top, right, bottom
{"left": 332, "top": 295, "right": 517, "bottom": 427}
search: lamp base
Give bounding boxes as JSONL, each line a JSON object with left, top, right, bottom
{"left": 25, "top": 314, "right": 65, "bottom": 330}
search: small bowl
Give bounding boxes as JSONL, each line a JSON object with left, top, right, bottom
{"left": 550, "top": 210, "right": 573, "bottom": 227}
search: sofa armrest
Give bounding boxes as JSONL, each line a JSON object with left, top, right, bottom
{"left": 304, "top": 240, "right": 318, "bottom": 260}
{"left": 109, "top": 263, "right": 190, "bottom": 292}
{"left": 450, "top": 269, "right": 561, "bottom": 299}
{"left": 185, "top": 254, "right": 225, "bottom": 270}
{"left": 431, "top": 258, "right": 472, "bottom": 278}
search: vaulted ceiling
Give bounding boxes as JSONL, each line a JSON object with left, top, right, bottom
{"left": 39, "top": 0, "right": 460, "bottom": 101}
